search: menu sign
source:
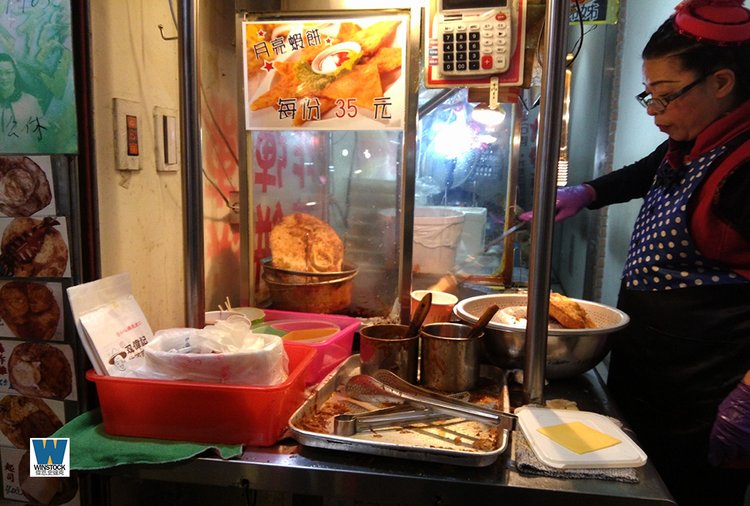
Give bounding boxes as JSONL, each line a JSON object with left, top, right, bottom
{"left": 243, "top": 16, "right": 407, "bottom": 131}
{"left": 569, "top": 0, "right": 620, "bottom": 25}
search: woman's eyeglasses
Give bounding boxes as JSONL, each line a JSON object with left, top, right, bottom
{"left": 635, "top": 74, "right": 709, "bottom": 114}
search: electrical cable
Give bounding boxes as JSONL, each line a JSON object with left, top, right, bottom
{"left": 567, "top": 0, "right": 585, "bottom": 67}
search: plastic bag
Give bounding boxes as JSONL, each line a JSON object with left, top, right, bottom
{"left": 130, "top": 317, "right": 289, "bottom": 386}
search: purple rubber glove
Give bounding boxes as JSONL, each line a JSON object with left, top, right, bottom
{"left": 517, "top": 184, "right": 596, "bottom": 222}
{"left": 708, "top": 378, "right": 750, "bottom": 468}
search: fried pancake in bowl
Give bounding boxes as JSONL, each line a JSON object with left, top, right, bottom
{"left": 0, "top": 395, "right": 61, "bottom": 448}
{"left": 270, "top": 213, "right": 343, "bottom": 273}
{"left": 548, "top": 293, "right": 596, "bottom": 329}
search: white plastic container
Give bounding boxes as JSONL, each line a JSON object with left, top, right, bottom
{"left": 441, "top": 206, "right": 487, "bottom": 259}
{"left": 515, "top": 406, "right": 647, "bottom": 469}
{"left": 381, "top": 207, "right": 465, "bottom": 274}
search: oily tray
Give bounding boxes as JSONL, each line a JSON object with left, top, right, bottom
{"left": 288, "top": 355, "right": 511, "bottom": 467}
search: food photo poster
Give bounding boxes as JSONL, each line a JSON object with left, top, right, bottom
{"left": 0, "top": 215, "right": 71, "bottom": 279}
{"left": 0, "top": 156, "right": 57, "bottom": 217}
{"left": 0, "top": 0, "right": 78, "bottom": 154}
{"left": 243, "top": 15, "right": 407, "bottom": 131}
{"left": 1, "top": 445, "right": 80, "bottom": 504}
{"left": 0, "top": 339, "right": 77, "bottom": 401}
{"left": 0, "top": 280, "right": 65, "bottom": 341}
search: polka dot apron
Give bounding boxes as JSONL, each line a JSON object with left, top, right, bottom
{"left": 623, "top": 144, "right": 748, "bottom": 290}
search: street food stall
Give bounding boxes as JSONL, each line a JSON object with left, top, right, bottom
{"left": 54, "top": 0, "right": 682, "bottom": 504}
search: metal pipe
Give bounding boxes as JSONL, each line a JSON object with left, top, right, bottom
{"left": 498, "top": 101, "right": 522, "bottom": 285}
{"left": 179, "top": 0, "right": 205, "bottom": 328}
{"left": 398, "top": 7, "right": 423, "bottom": 323}
{"left": 523, "top": 0, "right": 570, "bottom": 404}
{"left": 417, "top": 88, "right": 459, "bottom": 118}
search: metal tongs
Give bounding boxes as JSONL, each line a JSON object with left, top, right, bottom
{"left": 483, "top": 219, "right": 528, "bottom": 252}
{"left": 333, "top": 405, "right": 447, "bottom": 436}
{"left": 345, "top": 370, "right": 517, "bottom": 431}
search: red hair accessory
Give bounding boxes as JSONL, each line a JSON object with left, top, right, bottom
{"left": 674, "top": 0, "right": 750, "bottom": 44}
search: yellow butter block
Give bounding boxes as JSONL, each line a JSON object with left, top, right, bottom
{"left": 537, "top": 421, "right": 621, "bottom": 454}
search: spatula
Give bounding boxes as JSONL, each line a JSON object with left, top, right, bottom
{"left": 465, "top": 304, "right": 500, "bottom": 340}
{"left": 405, "top": 291, "right": 432, "bottom": 338}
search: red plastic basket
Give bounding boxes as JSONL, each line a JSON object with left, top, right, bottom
{"left": 86, "top": 342, "right": 316, "bottom": 446}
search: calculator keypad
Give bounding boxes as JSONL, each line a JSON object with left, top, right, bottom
{"left": 438, "top": 11, "right": 511, "bottom": 76}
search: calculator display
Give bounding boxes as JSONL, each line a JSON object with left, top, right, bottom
{"left": 441, "top": 0, "right": 508, "bottom": 10}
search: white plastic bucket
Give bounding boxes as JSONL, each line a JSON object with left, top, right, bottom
{"left": 381, "top": 207, "right": 465, "bottom": 274}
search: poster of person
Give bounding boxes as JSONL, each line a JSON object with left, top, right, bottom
{"left": 0, "top": 0, "right": 77, "bottom": 154}
{"left": 243, "top": 15, "right": 407, "bottom": 131}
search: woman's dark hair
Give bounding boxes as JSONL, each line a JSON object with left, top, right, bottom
{"left": 642, "top": 17, "right": 750, "bottom": 101}
{"left": 0, "top": 53, "right": 23, "bottom": 104}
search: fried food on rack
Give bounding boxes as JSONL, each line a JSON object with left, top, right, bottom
{"left": 270, "top": 213, "right": 344, "bottom": 273}
{"left": 548, "top": 293, "right": 597, "bottom": 329}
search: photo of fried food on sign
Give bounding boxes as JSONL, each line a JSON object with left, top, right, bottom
{"left": 243, "top": 16, "right": 406, "bottom": 130}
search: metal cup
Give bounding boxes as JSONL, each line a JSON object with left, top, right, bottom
{"left": 420, "top": 322, "right": 482, "bottom": 393}
{"left": 359, "top": 324, "right": 418, "bottom": 384}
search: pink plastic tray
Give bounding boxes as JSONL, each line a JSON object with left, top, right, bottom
{"left": 260, "top": 309, "right": 360, "bottom": 385}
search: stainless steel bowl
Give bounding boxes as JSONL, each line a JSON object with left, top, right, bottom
{"left": 453, "top": 294, "right": 630, "bottom": 379}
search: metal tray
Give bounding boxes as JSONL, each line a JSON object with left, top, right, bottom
{"left": 288, "top": 355, "right": 511, "bottom": 467}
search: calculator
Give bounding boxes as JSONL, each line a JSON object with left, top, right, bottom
{"left": 435, "top": 2, "right": 513, "bottom": 77}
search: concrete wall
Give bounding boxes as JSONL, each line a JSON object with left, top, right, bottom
{"left": 599, "top": 0, "right": 673, "bottom": 306}
{"left": 553, "top": 23, "right": 612, "bottom": 298}
{"left": 89, "top": 1, "right": 186, "bottom": 330}
{"left": 89, "top": 0, "right": 242, "bottom": 329}
{"left": 554, "top": 0, "right": 677, "bottom": 306}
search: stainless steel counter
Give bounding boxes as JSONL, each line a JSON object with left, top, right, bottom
{"left": 99, "top": 367, "right": 676, "bottom": 505}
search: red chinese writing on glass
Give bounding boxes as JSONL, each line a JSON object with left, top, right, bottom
{"left": 253, "top": 202, "right": 284, "bottom": 284}
{"left": 254, "top": 132, "right": 286, "bottom": 193}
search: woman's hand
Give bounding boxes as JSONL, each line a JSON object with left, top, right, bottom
{"left": 518, "top": 184, "right": 596, "bottom": 222}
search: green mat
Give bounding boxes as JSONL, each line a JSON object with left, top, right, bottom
{"left": 52, "top": 409, "right": 243, "bottom": 470}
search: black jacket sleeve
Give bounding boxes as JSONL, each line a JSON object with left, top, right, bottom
{"left": 584, "top": 141, "right": 668, "bottom": 209}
